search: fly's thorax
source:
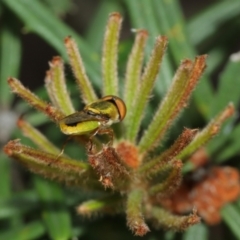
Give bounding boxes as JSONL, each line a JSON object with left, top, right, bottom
{"left": 84, "top": 100, "right": 120, "bottom": 122}
{"left": 84, "top": 95, "right": 127, "bottom": 123}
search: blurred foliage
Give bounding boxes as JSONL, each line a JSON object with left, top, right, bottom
{"left": 0, "top": 0, "right": 240, "bottom": 239}
{"left": 42, "top": 0, "right": 73, "bottom": 16}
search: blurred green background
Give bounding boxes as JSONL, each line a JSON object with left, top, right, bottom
{"left": 0, "top": 0, "right": 240, "bottom": 239}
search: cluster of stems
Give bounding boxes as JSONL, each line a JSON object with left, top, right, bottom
{"left": 4, "top": 12, "right": 235, "bottom": 236}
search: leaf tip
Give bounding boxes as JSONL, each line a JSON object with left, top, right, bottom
{"left": 109, "top": 12, "right": 123, "bottom": 21}
{"left": 50, "top": 56, "right": 62, "bottom": 66}
{"left": 64, "top": 36, "right": 73, "bottom": 45}
{"left": 3, "top": 139, "right": 21, "bottom": 156}
{"left": 131, "top": 28, "right": 149, "bottom": 37}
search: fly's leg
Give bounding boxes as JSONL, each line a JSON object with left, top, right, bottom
{"left": 87, "top": 129, "right": 100, "bottom": 154}
{"left": 56, "top": 136, "right": 73, "bottom": 159}
{"left": 98, "top": 128, "right": 114, "bottom": 146}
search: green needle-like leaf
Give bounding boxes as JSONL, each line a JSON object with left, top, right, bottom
{"left": 124, "top": 29, "right": 148, "bottom": 117}
{"left": 126, "top": 36, "right": 167, "bottom": 142}
{"left": 0, "top": 191, "right": 39, "bottom": 219}
{"left": 64, "top": 37, "right": 97, "bottom": 104}
{"left": 177, "top": 103, "right": 235, "bottom": 161}
{"left": 77, "top": 199, "right": 108, "bottom": 215}
{"left": 149, "top": 206, "right": 200, "bottom": 231}
{"left": 3, "top": 139, "right": 91, "bottom": 186}
{"left": 8, "top": 78, "right": 65, "bottom": 122}
{"left": 183, "top": 223, "right": 208, "bottom": 240}
{"left": 47, "top": 57, "right": 75, "bottom": 115}
{"left": 34, "top": 177, "right": 72, "bottom": 240}
{"left": 139, "top": 56, "right": 206, "bottom": 153}
{"left": 17, "top": 118, "right": 62, "bottom": 156}
{"left": 0, "top": 221, "right": 45, "bottom": 240}
{"left": 149, "top": 160, "right": 182, "bottom": 196}
{"left": 86, "top": 0, "right": 123, "bottom": 51}
{"left": 102, "top": 12, "right": 122, "bottom": 96}
{"left": 147, "top": 0, "right": 214, "bottom": 118}
{"left": 0, "top": 25, "right": 21, "bottom": 107}
{"left": 187, "top": 1, "right": 240, "bottom": 46}
{"left": 152, "top": 0, "right": 193, "bottom": 61}
{"left": 140, "top": 128, "right": 197, "bottom": 176}
{"left": 76, "top": 196, "right": 122, "bottom": 216}
{"left": 214, "top": 124, "right": 240, "bottom": 163}
{"left": 126, "top": 189, "right": 149, "bottom": 236}
{"left": 221, "top": 203, "right": 240, "bottom": 240}
{"left": 0, "top": 153, "right": 11, "bottom": 200}
{"left": 2, "top": 0, "right": 101, "bottom": 87}
{"left": 210, "top": 57, "right": 240, "bottom": 117}
{"left": 124, "top": 0, "right": 173, "bottom": 96}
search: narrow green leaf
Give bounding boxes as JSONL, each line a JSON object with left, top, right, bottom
{"left": 139, "top": 56, "right": 206, "bottom": 153}
{"left": 0, "top": 25, "right": 21, "bottom": 107}
{"left": 86, "top": 0, "right": 123, "bottom": 51}
{"left": 183, "top": 223, "right": 208, "bottom": 240}
{"left": 4, "top": 139, "right": 91, "bottom": 187}
{"left": 140, "top": 128, "right": 197, "bottom": 176}
{"left": 236, "top": 199, "right": 240, "bottom": 210}
{"left": 102, "top": 12, "right": 122, "bottom": 96}
{"left": 126, "top": 188, "right": 150, "bottom": 236}
{"left": 152, "top": 0, "right": 194, "bottom": 61}
{"left": 221, "top": 204, "right": 240, "bottom": 240}
{"left": 164, "top": 231, "right": 176, "bottom": 240}
{"left": 76, "top": 196, "right": 122, "bottom": 216}
{"left": 124, "top": 29, "right": 148, "bottom": 117}
{"left": 124, "top": 0, "right": 214, "bottom": 119}
{"left": 43, "top": 0, "right": 72, "bottom": 16}
{"left": 205, "top": 47, "right": 227, "bottom": 74}
{"left": 126, "top": 36, "right": 167, "bottom": 142}
{"left": 206, "top": 116, "right": 235, "bottom": 158}
{"left": 47, "top": 56, "right": 75, "bottom": 115}
{"left": 124, "top": 0, "right": 174, "bottom": 96}
{"left": 214, "top": 123, "right": 240, "bottom": 163}
{"left": 0, "top": 153, "right": 11, "bottom": 199}
{"left": 77, "top": 199, "right": 107, "bottom": 214}
{"left": 152, "top": 0, "right": 214, "bottom": 119}
{"left": 194, "top": 76, "right": 214, "bottom": 119}
{"left": 2, "top": 0, "right": 101, "bottom": 87}
{"left": 177, "top": 103, "right": 234, "bottom": 161}
{"left": 0, "top": 191, "right": 39, "bottom": 219}
{"left": 0, "top": 221, "right": 45, "bottom": 240}
{"left": 187, "top": 1, "right": 240, "bottom": 46}
{"left": 149, "top": 159, "right": 182, "bottom": 196}
{"left": 24, "top": 111, "right": 48, "bottom": 126}
{"left": 17, "top": 118, "right": 62, "bottom": 156}
{"left": 34, "top": 177, "right": 72, "bottom": 240}
{"left": 64, "top": 37, "right": 97, "bottom": 104}
{"left": 210, "top": 57, "right": 240, "bottom": 117}
{"left": 8, "top": 78, "right": 65, "bottom": 122}
{"left": 150, "top": 206, "right": 200, "bottom": 231}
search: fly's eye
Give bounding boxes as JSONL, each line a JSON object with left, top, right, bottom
{"left": 101, "top": 95, "right": 127, "bottom": 121}
{"left": 114, "top": 97, "right": 127, "bottom": 121}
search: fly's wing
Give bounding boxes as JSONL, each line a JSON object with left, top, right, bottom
{"left": 62, "top": 111, "right": 100, "bottom": 125}
{"left": 86, "top": 101, "right": 119, "bottom": 122}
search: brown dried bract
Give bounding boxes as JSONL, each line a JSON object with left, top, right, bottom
{"left": 88, "top": 145, "right": 130, "bottom": 189}
{"left": 116, "top": 141, "right": 140, "bottom": 168}
{"left": 160, "top": 166, "right": 240, "bottom": 225}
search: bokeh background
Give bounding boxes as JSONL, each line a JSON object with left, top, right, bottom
{"left": 1, "top": 0, "right": 240, "bottom": 239}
